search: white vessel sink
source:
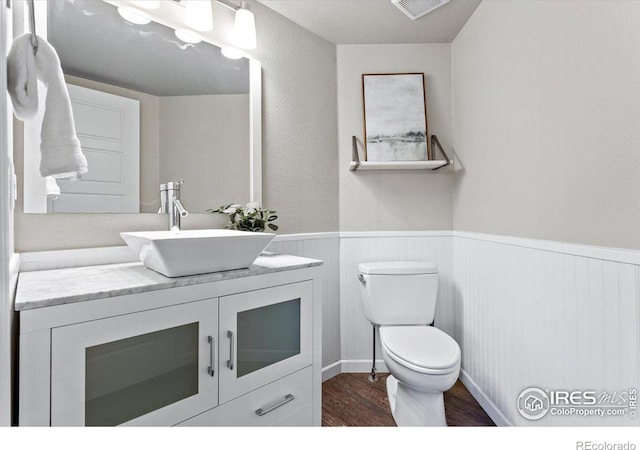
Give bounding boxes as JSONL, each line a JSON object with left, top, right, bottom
{"left": 121, "top": 229, "right": 276, "bottom": 277}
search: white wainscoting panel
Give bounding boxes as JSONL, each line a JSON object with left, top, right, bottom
{"left": 339, "top": 232, "right": 454, "bottom": 363}
{"left": 267, "top": 233, "right": 341, "bottom": 367}
{"left": 454, "top": 233, "right": 640, "bottom": 427}
{"left": 19, "top": 230, "right": 640, "bottom": 427}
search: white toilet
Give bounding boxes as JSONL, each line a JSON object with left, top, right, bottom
{"left": 358, "top": 261, "right": 461, "bottom": 427}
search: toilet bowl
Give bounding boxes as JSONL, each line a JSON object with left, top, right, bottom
{"left": 380, "top": 325, "right": 460, "bottom": 426}
{"left": 358, "top": 261, "right": 461, "bottom": 427}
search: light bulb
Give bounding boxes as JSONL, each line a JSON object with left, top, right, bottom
{"left": 175, "top": 29, "right": 202, "bottom": 44}
{"left": 221, "top": 46, "right": 243, "bottom": 59}
{"left": 184, "top": 0, "right": 214, "bottom": 32}
{"left": 118, "top": 7, "right": 151, "bottom": 25}
{"left": 232, "top": 5, "right": 256, "bottom": 50}
{"left": 131, "top": 1, "right": 160, "bottom": 9}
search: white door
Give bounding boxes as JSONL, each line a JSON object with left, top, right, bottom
{"left": 51, "top": 298, "right": 219, "bottom": 426}
{"left": 49, "top": 84, "right": 140, "bottom": 213}
{"left": 219, "top": 282, "right": 313, "bottom": 404}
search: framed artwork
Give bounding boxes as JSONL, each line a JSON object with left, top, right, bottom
{"left": 362, "top": 73, "right": 431, "bottom": 161}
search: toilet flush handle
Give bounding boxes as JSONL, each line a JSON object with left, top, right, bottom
{"left": 358, "top": 273, "right": 367, "bottom": 284}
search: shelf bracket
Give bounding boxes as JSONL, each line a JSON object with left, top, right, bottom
{"left": 430, "top": 135, "right": 452, "bottom": 170}
{"left": 350, "top": 136, "right": 361, "bottom": 171}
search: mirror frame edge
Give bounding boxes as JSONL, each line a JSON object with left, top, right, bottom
{"left": 249, "top": 59, "right": 262, "bottom": 206}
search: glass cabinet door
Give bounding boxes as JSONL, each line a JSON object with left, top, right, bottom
{"left": 219, "top": 281, "right": 312, "bottom": 404}
{"left": 236, "top": 298, "right": 301, "bottom": 378}
{"left": 51, "top": 298, "right": 218, "bottom": 426}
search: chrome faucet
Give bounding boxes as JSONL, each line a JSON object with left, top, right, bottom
{"left": 160, "top": 180, "right": 189, "bottom": 231}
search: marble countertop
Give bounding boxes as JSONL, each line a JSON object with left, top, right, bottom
{"left": 16, "top": 253, "right": 322, "bottom": 311}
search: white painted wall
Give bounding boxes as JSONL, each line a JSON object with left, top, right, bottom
{"left": 452, "top": 0, "right": 640, "bottom": 250}
{"left": 337, "top": 44, "right": 453, "bottom": 232}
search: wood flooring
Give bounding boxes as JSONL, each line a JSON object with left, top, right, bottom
{"left": 322, "top": 373, "right": 496, "bottom": 427}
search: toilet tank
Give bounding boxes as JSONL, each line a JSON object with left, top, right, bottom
{"left": 358, "top": 262, "right": 438, "bottom": 326}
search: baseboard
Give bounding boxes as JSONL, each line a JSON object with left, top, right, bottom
{"left": 459, "top": 369, "right": 512, "bottom": 427}
{"left": 322, "top": 359, "right": 389, "bottom": 382}
{"left": 321, "top": 361, "right": 342, "bottom": 382}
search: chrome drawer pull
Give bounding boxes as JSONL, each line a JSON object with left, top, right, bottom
{"left": 255, "top": 394, "right": 295, "bottom": 417}
{"left": 207, "top": 336, "right": 215, "bottom": 377}
{"left": 226, "top": 330, "right": 234, "bottom": 370}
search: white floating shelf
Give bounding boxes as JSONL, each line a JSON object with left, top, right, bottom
{"left": 349, "top": 160, "right": 451, "bottom": 171}
{"left": 349, "top": 135, "right": 453, "bottom": 172}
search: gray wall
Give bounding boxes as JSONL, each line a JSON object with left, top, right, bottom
{"left": 452, "top": 0, "right": 640, "bottom": 250}
{"left": 15, "top": 1, "right": 338, "bottom": 252}
{"left": 159, "top": 94, "right": 250, "bottom": 214}
{"left": 337, "top": 44, "right": 453, "bottom": 231}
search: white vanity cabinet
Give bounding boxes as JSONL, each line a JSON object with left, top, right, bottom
{"left": 16, "top": 257, "right": 322, "bottom": 427}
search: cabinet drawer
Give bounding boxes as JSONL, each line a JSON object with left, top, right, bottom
{"left": 179, "top": 366, "right": 312, "bottom": 427}
{"left": 271, "top": 403, "right": 312, "bottom": 427}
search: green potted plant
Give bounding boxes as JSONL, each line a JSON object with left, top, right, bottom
{"left": 208, "top": 202, "right": 278, "bottom": 233}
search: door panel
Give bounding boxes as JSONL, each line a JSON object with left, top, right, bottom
{"left": 50, "top": 84, "right": 140, "bottom": 213}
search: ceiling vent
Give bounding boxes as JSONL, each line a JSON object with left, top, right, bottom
{"left": 391, "top": 0, "right": 450, "bottom": 20}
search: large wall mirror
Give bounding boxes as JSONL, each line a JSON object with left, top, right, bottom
{"left": 22, "top": 0, "right": 261, "bottom": 214}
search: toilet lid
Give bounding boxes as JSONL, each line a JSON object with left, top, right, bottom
{"left": 380, "top": 326, "right": 460, "bottom": 371}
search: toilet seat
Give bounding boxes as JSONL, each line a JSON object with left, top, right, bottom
{"left": 380, "top": 326, "right": 460, "bottom": 375}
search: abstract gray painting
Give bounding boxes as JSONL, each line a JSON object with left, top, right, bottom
{"left": 363, "top": 74, "right": 429, "bottom": 161}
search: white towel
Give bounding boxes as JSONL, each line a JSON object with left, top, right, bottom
{"left": 6, "top": 34, "right": 38, "bottom": 119}
{"left": 45, "top": 176, "right": 60, "bottom": 200}
{"left": 7, "top": 34, "right": 87, "bottom": 179}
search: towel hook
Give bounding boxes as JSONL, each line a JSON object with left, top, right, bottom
{"left": 27, "top": 0, "right": 38, "bottom": 55}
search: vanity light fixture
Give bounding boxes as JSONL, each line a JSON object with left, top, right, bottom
{"left": 117, "top": 1, "right": 257, "bottom": 53}
{"left": 175, "top": 29, "right": 202, "bottom": 44}
{"left": 231, "top": 2, "right": 256, "bottom": 49}
{"left": 184, "top": 0, "right": 214, "bottom": 32}
{"left": 117, "top": 6, "right": 152, "bottom": 25}
{"left": 221, "top": 46, "right": 243, "bottom": 59}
